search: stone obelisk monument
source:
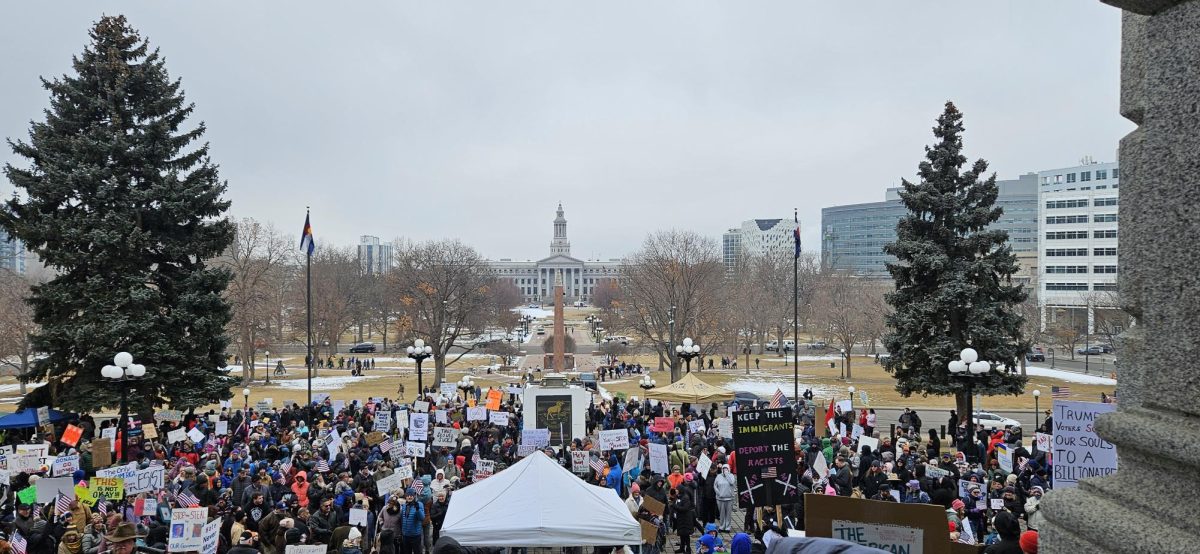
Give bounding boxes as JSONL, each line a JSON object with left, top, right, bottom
{"left": 553, "top": 269, "right": 566, "bottom": 371}
{"left": 1040, "top": 2, "right": 1200, "bottom": 551}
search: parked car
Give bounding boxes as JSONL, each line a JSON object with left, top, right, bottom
{"left": 1026, "top": 347, "right": 1046, "bottom": 362}
{"left": 1076, "top": 346, "right": 1103, "bottom": 355}
{"left": 766, "top": 340, "right": 796, "bottom": 352}
{"left": 973, "top": 411, "right": 1021, "bottom": 429}
{"left": 349, "top": 342, "right": 376, "bottom": 353}
{"left": 578, "top": 372, "right": 598, "bottom": 391}
{"left": 536, "top": 327, "right": 546, "bottom": 335}
{"left": 806, "top": 341, "right": 828, "bottom": 349}
{"left": 730, "top": 391, "right": 767, "bottom": 409}
{"left": 1100, "top": 344, "right": 1114, "bottom": 354}
{"left": 603, "top": 335, "right": 631, "bottom": 346}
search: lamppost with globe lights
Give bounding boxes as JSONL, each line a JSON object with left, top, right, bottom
{"left": 243, "top": 387, "right": 251, "bottom": 412}
{"left": 676, "top": 338, "right": 701, "bottom": 373}
{"left": 840, "top": 349, "right": 847, "bottom": 379}
{"left": 407, "top": 339, "right": 433, "bottom": 397}
{"left": 848, "top": 385, "right": 856, "bottom": 409}
{"left": 101, "top": 352, "right": 146, "bottom": 463}
{"left": 457, "top": 376, "right": 475, "bottom": 402}
{"left": 1033, "top": 389, "right": 1042, "bottom": 431}
{"left": 639, "top": 375, "right": 656, "bottom": 392}
{"left": 947, "top": 347, "right": 991, "bottom": 434}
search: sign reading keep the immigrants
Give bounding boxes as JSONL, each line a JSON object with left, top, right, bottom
{"left": 732, "top": 407, "right": 797, "bottom": 507}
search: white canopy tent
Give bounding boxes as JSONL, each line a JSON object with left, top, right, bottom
{"left": 441, "top": 451, "right": 641, "bottom": 547}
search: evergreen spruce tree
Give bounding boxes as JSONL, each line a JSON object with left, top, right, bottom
{"left": 0, "top": 16, "right": 236, "bottom": 413}
{"left": 881, "top": 102, "right": 1028, "bottom": 421}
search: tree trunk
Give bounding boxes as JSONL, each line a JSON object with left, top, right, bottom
{"left": 846, "top": 355, "right": 853, "bottom": 380}
{"left": 19, "top": 356, "right": 28, "bottom": 395}
{"left": 1020, "top": 356, "right": 1027, "bottom": 377}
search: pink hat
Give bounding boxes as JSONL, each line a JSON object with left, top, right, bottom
{"left": 631, "top": 483, "right": 641, "bottom": 494}
{"left": 684, "top": 472, "right": 694, "bottom": 482}
{"left": 951, "top": 499, "right": 965, "bottom": 510}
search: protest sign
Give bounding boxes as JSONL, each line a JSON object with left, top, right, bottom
{"left": 405, "top": 442, "right": 426, "bottom": 458}
{"left": 374, "top": 411, "right": 391, "bottom": 433}
{"left": 718, "top": 418, "right": 733, "bottom": 439}
{"left": 474, "top": 459, "right": 495, "bottom": 481}
{"left": 642, "top": 495, "right": 665, "bottom": 517}
{"left": 432, "top": 427, "right": 458, "bottom": 448}
{"left": 925, "top": 466, "right": 949, "bottom": 480}
{"left": 215, "top": 421, "right": 228, "bottom": 436}
{"left": 990, "top": 498, "right": 1005, "bottom": 510}
{"left": 687, "top": 419, "right": 706, "bottom": 436}
{"left": 598, "top": 429, "right": 630, "bottom": 451}
{"left": 409, "top": 413, "right": 429, "bottom": 441}
{"left": 92, "top": 438, "right": 112, "bottom": 468}
{"left": 155, "top": 410, "right": 183, "bottom": 423}
{"left": 60, "top": 425, "right": 83, "bottom": 447}
{"left": 35, "top": 476, "right": 74, "bottom": 503}
{"left": 486, "top": 389, "right": 503, "bottom": 410}
{"left": 187, "top": 427, "right": 206, "bottom": 444}
{"left": 313, "top": 393, "right": 330, "bottom": 404}
{"left": 10, "top": 453, "right": 41, "bottom": 473}
{"left": 219, "top": 400, "right": 231, "bottom": 409}
{"left": 201, "top": 517, "right": 221, "bottom": 554}
{"left": 168, "top": 507, "right": 208, "bottom": 552}
{"left": 97, "top": 462, "right": 137, "bottom": 480}
{"left": 466, "top": 407, "right": 488, "bottom": 421}
{"left": 571, "top": 451, "right": 589, "bottom": 473}
{"left": 366, "top": 432, "right": 387, "bottom": 446}
{"left": 851, "top": 424, "right": 864, "bottom": 441}
{"left": 100, "top": 428, "right": 117, "bottom": 446}
{"left": 489, "top": 411, "right": 510, "bottom": 426}
{"left": 167, "top": 428, "right": 187, "bottom": 444}
{"left": 376, "top": 472, "right": 405, "bottom": 496}
{"left": 52, "top": 454, "right": 79, "bottom": 477}
{"left": 650, "top": 417, "right": 675, "bottom": 433}
{"left": 516, "top": 444, "right": 538, "bottom": 457}
{"left": 36, "top": 406, "right": 49, "bottom": 425}
{"left": 255, "top": 400, "right": 271, "bottom": 411}
{"left": 958, "top": 479, "right": 979, "bottom": 499}
{"left": 695, "top": 452, "right": 712, "bottom": 476}
{"left": 414, "top": 401, "right": 430, "bottom": 413}
{"left": 1035, "top": 432, "right": 1052, "bottom": 453}
{"left": 505, "top": 385, "right": 523, "bottom": 396}
{"left": 1052, "top": 400, "right": 1118, "bottom": 488}
{"left": 649, "top": 443, "right": 669, "bottom": 475}
{"left": 733, "top": 407, "right": 798, "bottom": 507}
{"left": 996, "top": 443, "right": 1013, "bottom": 473}
{"left": 521, "top": 428, "right": 550, "bottom": 448}
{"left": 624, "top": 446, "right": 641, "bottom": 472}
{"left": 396, "top": 410, "right": 409, "bottom": 429}
{"left": 17, "top": 486, "right": 37, "bottom": 505}
{"left": 332, "top": 400, "right": 345, "bottom": 413}
{"left": 806, "top": 494, "right": 945, "bottom": 554}
{"left": 75, "top": 484, "right": 97, "bottom": 507}
{"left": 127, "top": 466, "right": 165, "bottom": 495}
{"left": 91, "top": 477, "right": 124, "bottom": 500}
{"left": 389, "top": 440, "right": 406, "bottom": 460}
{"left": 440, "top": 383, "right": 458, "bottom": 398}
{"left": 141, "top": 423, "right": 158, "bottom": 439}
{"left": 286, "top": 547, "right": 326, "bottom": 554}
{"left": 349, "top": 508, "right": 368, "bottom": 526}
{"left": 858, "top": 436, "right": 879, "bottom": 453}
{"left": 859, "top": 391, "right": 869, "bottom": 405}
{"left": 17, "top": 443, "right": 49, "bottom": 457}
{"left": 435, "top": 410, "right": 449, "bottom": 424}
{"left": 394, "top": 463, "right": 413, "bottom": 481}
{"left": 835, "top": 400, "right": 852, "bottom": 414}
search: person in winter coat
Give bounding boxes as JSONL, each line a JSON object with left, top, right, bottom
{"left": 712, "top": 465, "right": 737, "bottom": 533}
{"left": 377, "top": 530, "right": 396, "bottom": 554}
{"left": 430, "top": 492, "right": 450, "bottom": 544}
{"left": 308, "top": 498, "right": 338, "bottom": 545}
{"left": 983, "top": 511, "right": 1023, "bottom": 554}
{"left": 670, "top": 486, "right": 695, "bottom": 554}
{"left": 729, "top": 533, "right": 750, "bottom": 554}
{"left": 1023, "top": 487, "right": 1045, "bottom": 531}
{"left": 398, "top": 489, "right": 425, "bottom": 554}
{"left": 227, "top": 532, "right": 261, "bottom": 554}
{"left": 340, "top": 528, "right": 364, "bottom": 554}
{"left": 81, "top": 514, "right": 105, "bottom": 554}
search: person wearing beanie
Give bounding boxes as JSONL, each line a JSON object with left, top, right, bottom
{"left": 713, "top": 464, "right": 737, "bottom": 532}
{"left": 983, "top": 511, "right": 1023, "bottom": 554}
{"left": 399, "top": 487, "right": 425, "bottom": 554}
{"left": 340, "top": 528, "right": 363, "bottom": 554}
{"left": 1019, "top": 530, "right": 1038, "bottom": 554}
{"left": 227, "top": 531, "right": 259, "bottom": 554}
{"left": 948, "top": 499, "right": 975, "bottom": 545}
{"left": 284, "top": 527, "right": 305, "bottom": 546}
{"left": 625, "top": 483, "right": 643, "bottom": 516}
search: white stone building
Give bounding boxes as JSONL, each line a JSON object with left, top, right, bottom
{"left": 1037, "top": 160, "right": 1120, "bottom": 333}
{"left": 721, "top": 217, "right": 795, "bottom": 270}
{"left": 488, "top": 204, "right": 625, "bottom": 304}
{"left": 357, "top": 235, "right": 393, "bottom": 275}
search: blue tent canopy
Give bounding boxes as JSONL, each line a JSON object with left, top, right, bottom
{"left": 0, "top": 407, "right": 74, "bottom": 429}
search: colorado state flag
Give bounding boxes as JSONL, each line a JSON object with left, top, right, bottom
{"left": 300, "top": 212, "right": 315, "bottom": 256}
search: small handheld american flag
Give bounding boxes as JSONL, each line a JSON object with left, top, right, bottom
{"left": 280, "top": 456, "right": 293, "bottom": 475}
{"left": 380, "top": 438, "right": 393, "bottom": 454}
{"left": 97, "top": 501, "right": 108, "bottom": 517}
{"left": 55, "top": 493, "right": 71, "bottom": 515}
{"left": 412, "top": 480, "right": 424, "bottom": 494}
{"left": 589, "top": 458, "right": 605, "bottom": 475}
{"left": 769, "top": 389, "right": 788, "bottom": 409}
{"left": 175, "top": 490, "right": 199, "bottom": 508}
{"left": 1052, "top": 386, "right": 1071, "bottom": 399}
{"left": 11, "top": 531, "right": 27, "bottom": 554}
{"left": 316, "top": 458, "right": 331, "bottom": 473}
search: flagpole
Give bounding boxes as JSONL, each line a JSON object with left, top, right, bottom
{"left": 306, "top": 206, "right": 313, "bottom": 407}
{"left": 793, "top": 207, "right": 799, "bottom": 403}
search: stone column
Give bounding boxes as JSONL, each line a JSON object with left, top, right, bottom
{"left": 553, "top": 269, "right": 566, "bottom": 371}
{"left": 1040, "top": 2, "right": 1200, "bottom": 551}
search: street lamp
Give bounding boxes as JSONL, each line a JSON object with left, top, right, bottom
{"left": 407, "top": 339, "right": 433, "bottom": 397}
{"left": 1033, "top": 389, "right": 1042, "bottom": 432}
{"left": 948, "top": 347, "right": 991, "bottom": 434}
{"left": 840, "top": 349, "right": 847, "bottom": 379}
{"left": 457, "top": 376, "right": 475, "bottom": 401}
{"left": 848, "top": 386, "right": 856, "bottom": 409}
{"left": 243, "top": 387, "right": 251, "bottom": 412}
{"left": 676, "top": 337, "right": 701, "bottom": 373}
{"left": 101, "top": 352, "right": 147, "bottom": 463}
{"left": 639, "top": 375, "right": 657, "bottom": 391}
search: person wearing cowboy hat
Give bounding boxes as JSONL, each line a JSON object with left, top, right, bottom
{"left": 104, "top": 523, "right": 145, "bottom": 554}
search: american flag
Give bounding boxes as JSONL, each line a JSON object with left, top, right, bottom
{"left": 31, "top": 504, "right": 41, "bottom": 519}
{"left": 280, "top": 456, "right": 293, "bottom": 476}
{"left": 380, "top": 438, "right": 393, "bottom": 454}
{"left": 769, "top": 388, "right": 788, "bottom": 409}
{"left": 316, "top": 458, "right": 331, "bottom": 473}
{"left": 175, "top": 490, "right": 200, "bottom": 508}
{"left": 589, "top": 458, "right": 605, "bottom": 475}
{"left": 412, "top": 480, "right": 424, "bottom": 494}
{"left": 97, "top": 501, "right": 108, "bottom": 517}
{"left": 11, "top": 531, "right": 27, "bottom": 554}
{"left": 762, "top": 467, "right": 778, "bottom": 479}
{"left": 55, "top": 494, "right": 71, "bottom": 515}
{"left": 1052, "top": 386, "right": 1071, "bottom": 399}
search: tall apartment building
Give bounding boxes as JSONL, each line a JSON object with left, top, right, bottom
{"left": 0, "top": 229, "right": 25, "bottom": 275}
{"left": 721, "top": 218, "right": 795, "bottom": 270}
{"left": 357, "top": 235, "right": 394, "bottom": 275}
{"left": 820, "top": 173, "right": 1040, "bottom": 278}
{"left": 1036, "top": 160, "right": 1120, "bottom": 334}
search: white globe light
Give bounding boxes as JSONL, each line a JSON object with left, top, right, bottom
{"left": 414, "top": 339, "right": 425, "bottom": 349}
{"left": 960, "top": 348, "right": 978, "bottom": 364}
{"left": 101, "top": 365, "right": 120, "bottom": 379}
{"left": 129, "top": 364, "right": 146, "bottom": 377}
{"left": 683, "top": 338, "right": 693, "bottom": 347}
{"left": 114, "top": 352, "right": 133, "bottom": 368}
{"left": 675, "top": 345, "right": 683, "bottom": 353}
{"left": 969, "top": 361, "right": 990, "bottom": 374}
{"left": 948, "top": 360, "right": 966, "bottom": 373}
{"left": 243, "top": 388, "right": 251, "bottom": 397}
{"left": 1033, "top": 389, "right": 1041, "bottom": 397}
{"left": 848, "top": 386, "right": 856, "bottom": 394}
{"left": 406, "top": 346, "right": 415, "bottom": 355}
{"left": 424, "top": 346, "right": 433, "bottom": 354}
{"left": 692, "top": 345, "right": 701, "bottom": 353}
{"left": 651, "top": 380, "right": 656, "bottom": 386}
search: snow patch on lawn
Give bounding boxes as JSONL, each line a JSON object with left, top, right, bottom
{"left": 514, "top": 307, "right": 554, "bottom": 319}
{"left": 268, "top": 375, "right": 384, "bottom": 391}
{"left": 725, "top": 378, "right": 843, "bottom": 399}
{"left": 0, "top": 382, "right": 45, "bottom": 394}
{"left": 1025, "top": 366, "right": 1117, "bottom": 385}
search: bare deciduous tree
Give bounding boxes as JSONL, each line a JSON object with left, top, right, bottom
{"left": 810, "top": 271, "right": 886, "bottom": 380}
{"left": 0, "top": 270, "right": 38, "bottom": 394}
{"left": 306, "top": 246, "right": 366, "bottom": 361}
{"left": 216, "top": 218, "right": 292, "bottom": 384}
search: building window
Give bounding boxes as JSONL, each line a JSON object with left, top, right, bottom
{"left": 1066, "top": 173, "right": 1077, "bottom": 183}
{"left": 1046, "top": 248, "right": 1088, "bottom": 256}
{"left": 1096, "top": 185, "right": 1107, "bottom": 189}
{"left": 1045, "top": 265, "right": 1088, "bottom": 274}
{"left": 1094, "top": 213, "right": 1118, "bottom": 223}
{"left": 1046, "top": 282, "right": 1090, "bottom": 291}
{"left": 1046, "top": 231, "right": 1089, "bottom": 240}
{"left": 1046, "top": 199, "right": 1089, "bottom": 209}
{"left": 1046, "top": 215, "right": 1089, "bottom": 224}
{"left": 1094, "top": 197, "right": 1118, "bottom": 207}
{"left": 1094, "top": 283, "right": 1118, "bottom": 291}
{"left": 1054, "top": 175, "right": 1063, "bottom": 183}
{"left": 1113, "top": 168, "right": 1120, "bottom": 179}
{"left": 1093, "top": 265, "right": 1118, "bottom": 274}
{"left": 1096, "top": 169, "right": 1108, "bottom": 179}
{"left": 1093, "top": 247, "right": 1117, "bottom": 256}
{"left": 1083, "top": 171, "right": 1093, "bottom": 181}
{"left": 1094, "top": 229, "right": 1119, "bottom": 239}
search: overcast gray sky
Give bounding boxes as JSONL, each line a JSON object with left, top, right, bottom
{"left": 1, "top": 1, "right": 1131, "bottom": 261}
